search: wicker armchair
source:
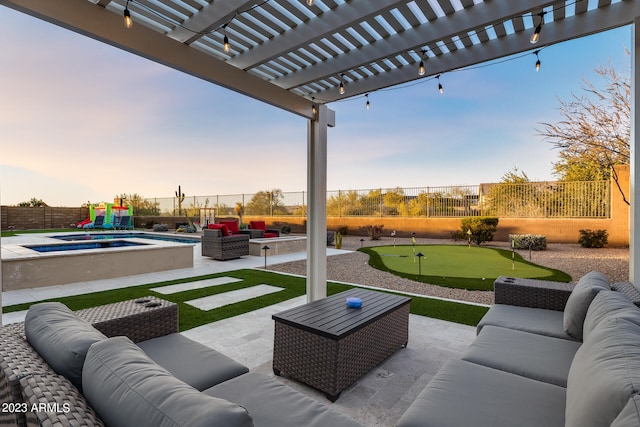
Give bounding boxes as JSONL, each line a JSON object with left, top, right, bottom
{"left": 202, "top": 228, "right": 250, "bottom": 260}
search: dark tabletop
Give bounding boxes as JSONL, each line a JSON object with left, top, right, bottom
{"left": 272, "top": 288, "right": 411, "bottom": 340}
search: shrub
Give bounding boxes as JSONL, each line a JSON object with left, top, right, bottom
{"left": 510, "top": 234, "right": 547, "bottom": 251}
{"left": 460, "top": 217, "right": 498, "bottom": 246}
{"left": 579, "top": 229, "right": 608, "bottom": 248}
{"left": 337, "top": 225, "right": 349, "bottom": 235}
{"left": 360, "top": 224, "right": 384, "bottom": 240}
{"left": 152, "top": 223, "right": 168, "bottom": 232}
{"left": 451, "top": 230, "right": 464, "bottom": 241}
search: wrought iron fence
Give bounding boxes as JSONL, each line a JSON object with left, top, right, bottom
{"left": 144, "top": 180, "right": 611, "bottom": 219}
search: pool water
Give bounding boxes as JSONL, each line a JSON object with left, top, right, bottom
{"left": 25, "top": 240, "right": 149, "bottom": 253}
{"left": 54, "top": 232, "right": 200, "bottom": 244}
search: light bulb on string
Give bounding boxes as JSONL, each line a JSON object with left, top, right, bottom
{"left": 530, "top": 13, "right": 544, "bottom": 44}
{"left": 307, "top": 0, "right": 314, "bottom": 5}
{"left": 338, "top": 74, "right": 345, "bottom": 95}
{"left": 534, "top": 50, "right": 541, "bottom": 72}
{"left": 222, "top": 25, "right": 230, "bottom": 53}
{"left": 365, "top": 94, "right": 370, "bottom": 110}
{"left": 123, "top": 1, "right": 133, "bottom": 28}
{"left": 418, "top": 50, "right": 426, "bottom": 76}
{"left": 437, "top": 75, "right": 443, "bottom": 95}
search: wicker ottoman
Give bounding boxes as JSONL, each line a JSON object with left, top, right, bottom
{"left": 272, "top": 289, "right": 410, "bottom": 401}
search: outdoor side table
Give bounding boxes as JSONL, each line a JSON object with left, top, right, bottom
{"left": 272, "top": 288, "right": 410, "bottom": 401}
{"left": 494, "top": 276, "right": 574, "bottom": 311}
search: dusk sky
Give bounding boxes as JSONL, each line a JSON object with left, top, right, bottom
{"left": 0, "top": 6, "right": 632, "bottom": 207}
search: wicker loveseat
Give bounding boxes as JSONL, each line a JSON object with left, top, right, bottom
{"left": 202, "top": 227, "right": 250, "bottom": 260}
{"left": 396, "top": 271, "right": 640, "bottom": 427}
{"left": 1, "top": 297, "right": 362, "bottom": 427}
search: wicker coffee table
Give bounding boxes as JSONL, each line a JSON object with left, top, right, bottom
{"left": 272, "top": 288, "right": 410, "bottom": 401}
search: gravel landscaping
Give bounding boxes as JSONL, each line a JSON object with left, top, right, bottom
{"left": 268, "top": 235, "right": 630, "bottom": 306}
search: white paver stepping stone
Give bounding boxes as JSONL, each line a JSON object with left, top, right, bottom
{"left": 151, "top": 276, "right": 242, "bottom": 294}
{"left": 185, "top": 284, "right": 285, "bottom": 311}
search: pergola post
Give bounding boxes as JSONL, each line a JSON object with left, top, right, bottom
{"left": 631, "top": 17, "right": 640, "bottom": 287}
{"left": 306, "top": 105, "right": 334, "bottom": 302}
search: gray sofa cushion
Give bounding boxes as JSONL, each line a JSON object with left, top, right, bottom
{"left": 462, "top": 325, "right": 581, "bottom": 387}
{"left": 83, "top": 336, "right": 253, "bottom": 427}
{"left": 204, "top": 372, "right": 362, "bottom": 427}
{"left": 566, "top": 317, "right": 640, "bottom": 427}
{"left": 477, "top": 304, "right": 574, "bottom": 340}
{"left": 563, "top": 271, "right": 610, "bottom": 340}
{"left": 582, "top": 290, "right": 640, "bottom": 341}
{"left": 395, "top": 359, "right": 566, "bottom": 427}
{"left": 137, "top": 333, "right": 249, "bottom": 391}
{"left": 612, "top": 395, "right": 640, "bottom": 427}
{"left": 24, "top": 302, "right": 106, "bottom": 391}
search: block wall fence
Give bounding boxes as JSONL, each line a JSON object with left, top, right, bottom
{"left": 1, "top": 166, "right": 630, "bottom": 246}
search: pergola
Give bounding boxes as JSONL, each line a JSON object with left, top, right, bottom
{"left": 2, "top": 0, "right": 640, "bottom": 299}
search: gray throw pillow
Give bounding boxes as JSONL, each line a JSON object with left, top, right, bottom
{"left": 583, "top": 291, "right": 640, "bottom": 342}
{"left": 25, "top": 302, "right": 106, "bottom": 391}
{"left": 563, "top": 271, "right": 610, "bottom": 340}
{"left": 566, "top": 317, "right": 640, "bottom": 427}
{"left": 82, "top": 336, "right": 254, "bottom": 427}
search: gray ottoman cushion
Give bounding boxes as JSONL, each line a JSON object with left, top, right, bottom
{"left": 204, "top": 372, "right": 362, "bottom": 427}
{"left": 137, "top": 333, "right": 249, "bottom": 391}
{"left": 582, "top": 291, "right": 640, "bottom": 341}
{"left": 477, "top": 304, "right": 573, "bottom": 340}
{"left": 566, "top": 317, "right": 640, "bottom": 427}
{"left": 395, "top": 359, "right": 566, "bottom": 427}
{"left": 462, "top": 325, "right": 581, "bottom": 387}
{"left": 563, "top": 271, "right": 610, "bottom": 340}
{"left": 83, "top": 336, "right": 253, "bottom": 427}
{"left": 24, "top": 302, "right": 106, "bottom": 391}
{"left": 612, "top": 395, "right": 640, "bottom": 427}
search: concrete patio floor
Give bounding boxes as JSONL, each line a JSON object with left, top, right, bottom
{"left": 1, "top": 236, "right": 477, "bottom": 426}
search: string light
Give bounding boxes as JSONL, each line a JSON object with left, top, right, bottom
{"left": 311, "top": 97, "right": 317, "bottom": 115}
{"left": 437, "top": 75, "right": 443, "bottom": 95}
{"left": 123, "top": 0, "right": 133, "bottom": 29}
{"left": 530, "top": 12, "right": 545, "bottom": 44}
{"left": 339, "top": 74, "right": 345, "bottom": 95}
{"left": 418, "top": 50, "right": 426, "bottom": 76}
{"left": 534, "top": 50, "right": 541, "bottom": 72}
{"left": 307, "top": 0, "right": 314, "bottom": 5}
{"left": 222, "top": 25, "right": 230, "bottom": 53}
{"left": 365, "top": 94, "right": 370, "bottom": 110}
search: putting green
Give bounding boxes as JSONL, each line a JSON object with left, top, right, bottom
{"left": 362, "top": 245, "right": 571, "bottom": 291}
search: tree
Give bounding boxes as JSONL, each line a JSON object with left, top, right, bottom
{"left": 246, "top": 189, "right": 287, "bottom": 215}
{"left": 537, "top": 58, "right": 630, "bottom": 204}
{"left": 17, "top": 198, "right": 47, "bottom": 207}
{"left": 115, "top": 193, "right": 160, "bottom": 215}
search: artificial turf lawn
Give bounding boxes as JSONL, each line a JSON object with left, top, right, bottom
{"left": 4, "top": 269, "right": 488, "bottom": 328}
{"left": 360, "top": 244, "right": 571, "bottom": 291}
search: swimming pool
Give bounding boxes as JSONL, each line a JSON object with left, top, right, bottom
{"left": 24, "top": 240, "right": 149, "bottom": 253}
{"left": 53, "top": 232, "right": 201, "bottom": 244}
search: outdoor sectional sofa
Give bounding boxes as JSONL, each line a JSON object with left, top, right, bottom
{"left": 396, "top": 271, "right": 640, "bottom": 427}
{"left": 0, "top": 297, "right": 362, "bottom": 427}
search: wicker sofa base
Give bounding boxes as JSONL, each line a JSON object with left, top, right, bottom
{"left": 273, "top": 303, "right": 409, "bottom": 401}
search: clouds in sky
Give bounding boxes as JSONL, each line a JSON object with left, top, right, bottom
{"left": 0, "top": 7, "right": 631, "bottom": 206}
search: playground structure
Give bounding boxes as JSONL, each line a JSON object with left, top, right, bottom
{"left": 75, "top": 200, "right": 134, "bottom": 229}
